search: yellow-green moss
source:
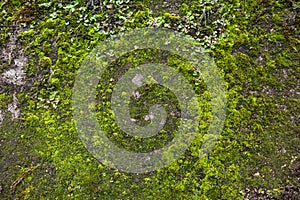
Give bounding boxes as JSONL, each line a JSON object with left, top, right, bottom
{"left": 0, "top": 0, "right": 299, "bottom": 199}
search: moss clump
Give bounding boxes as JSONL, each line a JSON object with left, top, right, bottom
{"left": 0, "top": 93, "right": 12, "bottom": 109}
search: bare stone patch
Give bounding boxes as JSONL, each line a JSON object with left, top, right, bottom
{"left": 0, "top": 110, "right": 3, "bottom": 124}
{"left": 0, "top": 25, "right": 28, "bottom": 125}
{"left": 7, "top": 93, "right": 20, "bottom": 120}
{"left": 1, "top": 64, "right": 27, "bottom": 86}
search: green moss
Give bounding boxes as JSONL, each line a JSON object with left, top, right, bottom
{"left": 0, "top": 93, "right": 12, "bottom": 109}
{"left": 38, "top": 56, "right": 52, "bottom": 68}
{"left": 0, "top": 0, "right": 299, "bottom": 199}
{"left": 12, "top": 4, "right": 36, "bottom": 23}
{"left": 179, "top": 3, "right": 189, "bottom": 15}
{"left": 163, "top": 12, "right": 180, "bottom": 21}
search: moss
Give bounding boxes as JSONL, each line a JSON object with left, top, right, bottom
{"left": 179, "top": 3, "right": 189, "bottom": 15}
{"left": 0, "top": 0, "right": 299, "bottom": 199}
{"left": 12, "top": 4, "right": 36, "bottom": 23}
{"left": 163, "top": 12, "right": 180, "bottom": 21}
{"left": 0, "top": 93, "right": 12, "bottom": 109}
{"left": 38, "top": 56, "right": 52, "bottom": 68}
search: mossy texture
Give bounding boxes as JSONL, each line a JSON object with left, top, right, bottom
{"left": 0, "top": 0, "right": 299, "bottom": 199}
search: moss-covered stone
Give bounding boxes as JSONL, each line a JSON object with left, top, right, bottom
{"left": 0, "top": 0, "right": 299, "bottom": 199}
